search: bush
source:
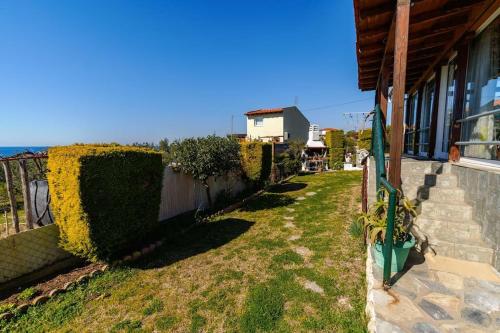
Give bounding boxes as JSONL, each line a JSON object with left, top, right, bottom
{"left": 325, "top": 130, "right": 345, "bottom": 170}
{"left": 240, "top": 142, "right": 272, "bottom": 183}
{"left": 275, "top": 139, "right": 304, "bottom": 177}
{"left": 47, "top": 145, "right": 163, "bottom": 261}
{"left": 171, "top": 136, "right": 241, "bottom": 207}
{"left": 358, "top": 128, "right": 372, "bottom": 151}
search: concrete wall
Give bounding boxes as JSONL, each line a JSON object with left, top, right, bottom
{"left": 159, "top": 166, "right": 247, "bottom": 221}
{"left": 451, "top": 164, "right": 500, "bottom": 270}
{"left": 0, "top": 224, "right": 72, "bottom": 284}
{"left": 246, "top": 113, "right": 284, "bottom": 142}
{"left": 283, "top": 107, "right": 310, "bottom": 143}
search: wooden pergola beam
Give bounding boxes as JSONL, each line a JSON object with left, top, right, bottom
{"left": 408, "top": 0, "right": 498, "bottom": 94}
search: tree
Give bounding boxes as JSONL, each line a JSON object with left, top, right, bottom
{"left": 170, "top": 135, "right": 241, "bottom": 208}
{"left": 277, "top": 139, "right": 305, "bottom": 176}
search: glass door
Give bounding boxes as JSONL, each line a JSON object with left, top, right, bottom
{"left": 435, "top": 59, "right": 457, "bottom": 159}
{"left": 404, "top": 92, "right": 418, "bottom": 155}
{"left": 418, "top": 78, "right": 435, "bottom": 156}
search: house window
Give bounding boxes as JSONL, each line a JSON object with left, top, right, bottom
{"left": 419, "top": 78, "right": 435, "bottom": 154}
{"left": 254, "top": 117, "right": 263, "bottom": 127}
{"left": 404, "top": 92, "right": 418, "bottom": 154}
{"left": 442, "top": 59, "right": 457, "bottom": 153}
{"left": 459, "top": 16, "right": 500, "bottom": 161}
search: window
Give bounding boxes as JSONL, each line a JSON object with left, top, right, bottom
{"left": 419, "top": 78, "right": 435, "bottom": 154}
{"left": 459, "top": 16, "right": 500, "bottom": 161}
{"left": 442, "top": 59, "right": 457, "bottom": 153}
{"left": 404, "top": 92, "right": 418, "bottom": 153}
{"left": 254, "top": 117, "right": 263, "bottom": 127}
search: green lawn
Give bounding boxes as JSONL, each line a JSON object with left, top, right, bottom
{"left": 0, "top": 171, "right": 366, "bottom": 333}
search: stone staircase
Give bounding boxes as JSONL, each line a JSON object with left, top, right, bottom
{"left": 401, "top": 159, "right": 495, "bottom": 265}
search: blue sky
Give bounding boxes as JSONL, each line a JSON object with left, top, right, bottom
{"left": 0, "top": 0, "right": 374, "bottom": 146}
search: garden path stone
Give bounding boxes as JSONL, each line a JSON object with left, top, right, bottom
{"left": 411, "top": 322, "right": 440, "bottom": 333}
{"left": 284, "top": 222, "right": 295, "bottom": 228}
{"left": 302, "top": 279, "right": 324, "bottom": 294}
{"left": 418, "top": 299, "right": 453, "bottom": 320}
{"left": 284, "top": 216, "right": 294, "bottom": 220}
{"left": 376, "top": 320, "right": 405, "bottom": 333}
{"left": 464, "top": 289, "right": 500, "bottom": 313}
{"left": 306, "top": 192, "right": 316, "bottom": 196}
{"left": 294, "top": 246, "right": 313, "bottom": 258}
{"left": 288, "top": 235, "right": 301, "bottom": 241}
{"left": 286, "top": 208, "right": 295, "bottom": 212}
{"left": 296, "top": 196, "right": 306, "bottom": 201}
{"left": 461, "top": 307, "right": 491, "bottom": 326}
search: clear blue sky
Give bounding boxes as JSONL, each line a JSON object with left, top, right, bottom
{"left": 0, "top": 0, "right": 374, "bottom": 146}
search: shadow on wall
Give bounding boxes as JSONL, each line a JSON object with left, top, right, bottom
{"left": 240, "top": 193, "right": 295, "bottom": 212}
{"left": 266, "top": 182, "right": 307, "bottom": 193}
{"left": 132, "top": 218, "right": 254, "bottom": 270}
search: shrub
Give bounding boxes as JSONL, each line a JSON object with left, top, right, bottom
{"left": 170, "top": 136, "right": 241, "bottom": 207}
{"left": 358, "top": 128, "right": 372, "bottom": 151}
{"left": 240, "top": 142, "right": 272, "bottom": 183}
{"left": 325, "top": 130, "right": 344, "bottom": 170}
{"left": 277, "top": 139, "right": 304, "bottom": 176}
{"left": 47, "top": 145, "right": 163, "bottom": 261}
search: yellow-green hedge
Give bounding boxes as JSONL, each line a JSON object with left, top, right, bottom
{"left": 325, "top": 130, "right": 345, "bottom": 170}
{"left": 358, "top": 128, "right": 372, "bottom": 151}
{"left": 47, "top": 145, "right": 163, "bottom": 261}
{"left": 240, "top": 142, "right": 272, "bottom": 183}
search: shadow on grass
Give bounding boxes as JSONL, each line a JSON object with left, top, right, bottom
{"left": 267, "top": 182, "right": 307, "bottom": 193}
{"left": 132, "top": 218, "right": 254, "bottom": 270}
{"left": 240, "top": 193, "right": 295, "bottom": 212}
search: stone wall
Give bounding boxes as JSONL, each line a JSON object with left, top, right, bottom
{"left": 451, "top": 164, "right": 500, "bottom": 270}
{"left": 0, "top": 224, "right": 72, "bottom": 284}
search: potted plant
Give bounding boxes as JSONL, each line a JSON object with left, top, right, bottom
{"left": 358, "top": 189, "right": 416, "bottom": 272}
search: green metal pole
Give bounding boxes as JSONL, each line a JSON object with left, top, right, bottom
{"left": 381, "top": 179, "right": 397, "bottom": 287}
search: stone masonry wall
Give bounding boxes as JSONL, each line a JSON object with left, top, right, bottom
{"left": 0, "top": 224, "right": 72, "bottom": 284}
{"left": 451, "top": 164, "right": 500, "bottom": 271}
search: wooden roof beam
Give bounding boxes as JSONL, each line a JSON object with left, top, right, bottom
{"left": 408, "top": 0, "right": 499, "bottom": 94}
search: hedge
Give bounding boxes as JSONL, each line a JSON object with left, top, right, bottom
{"left": 325, "top": 129, "right": 345, "bottom": 170}
{"left": 358, "top": 128, "right": 372, "bottom": 151}
{"left": 240, "top": 142, "right": 272, "bottom": 183}
{"left": 47, "top": 145, "right": 163, "bottom": 261}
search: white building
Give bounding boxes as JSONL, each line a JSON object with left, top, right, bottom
{"left": 245, "top": 106, "right": 310, "bottom": 142}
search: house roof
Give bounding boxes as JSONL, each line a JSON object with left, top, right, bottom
{"left": 353, "top": 0, "right": 496, "bottom": 92}
{"left": 244, "top": 108, "right": 285, "bottom": 116}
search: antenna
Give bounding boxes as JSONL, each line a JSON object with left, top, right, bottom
{"left": 230, "top": 115, "right": 234, "bottom": 136}
{"left": 342, "top": 111, "right": 371, "bottom": 132}
{"left": 294, "top": 96, "right": 299, "bottom": 106}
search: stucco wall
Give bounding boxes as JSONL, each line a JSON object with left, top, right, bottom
{"left": 0, "top": 224, "right": 72, "bottom": 284}
{"left": 246, "top": 113, "right": 284, "bottom": 141}
{"left": 451, "top": 164, "right": 500, "bottom": 270}
{"left": 283, "top": 107, "right": 310, "bottom": 142}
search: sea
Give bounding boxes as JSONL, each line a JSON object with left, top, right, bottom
{"left": 0, "top": 146, "right": 49, "bottom": 158}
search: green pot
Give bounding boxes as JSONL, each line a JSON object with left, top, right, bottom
{"left": 373, "top": 235, "right": 415, "bottom": 272}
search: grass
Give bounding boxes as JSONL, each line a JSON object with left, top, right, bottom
{"left": 0, "top": 171, "right": 366, "bottom": 332}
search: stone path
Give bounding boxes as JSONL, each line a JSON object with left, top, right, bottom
{"left": 366, "top": 246, "right": 500, "bottom": 333}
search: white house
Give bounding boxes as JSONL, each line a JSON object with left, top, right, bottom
{"left": 245, "top": 106, "right": 310, "bottom": 142}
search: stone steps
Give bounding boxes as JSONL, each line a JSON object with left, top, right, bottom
{"left": 420, "top": 201, "right": 472, "bottom": 221}
{"left": 401, "top": 160, "right": 494, "bottom": 266}
{"left": 428, "top": 238, "right": 494, "bottom": 264}
{"left": 416, "top": 218, "right": 483, "bottom": 243}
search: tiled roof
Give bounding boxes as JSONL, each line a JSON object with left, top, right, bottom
{"left": 244, "top": 108, "right": 285, "bottom": 116}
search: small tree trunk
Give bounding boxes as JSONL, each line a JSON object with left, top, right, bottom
{"left": 18, "top": 159, "right": 34, "bottom": 229}
{"left": 203, "top": 180, "right": 212, "bottom": 208}
{"left": 2, "top": 161, "right": 20, "bottom": 233}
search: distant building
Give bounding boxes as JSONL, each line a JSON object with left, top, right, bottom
{"left": 245, "top": 106, "right": 310, "bottom": 143}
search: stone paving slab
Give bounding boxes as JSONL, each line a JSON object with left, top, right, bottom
{"left": 366, "top": 245, "right": 500, "bottom": 333}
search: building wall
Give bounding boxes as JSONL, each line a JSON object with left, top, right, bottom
{"left": 283, "top": 107, "right": 310, "bottom": 142}
{"left": 451, "top": 164, "right": 500, "bottom": 270}
{"left": 0, "top": 224, "right": 72, "bottom": 284}
{"left": 246, "top": 113, "right": 284, "bottom": 142}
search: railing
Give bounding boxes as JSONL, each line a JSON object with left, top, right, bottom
{"left": 371, "top": 104, "right": 397, "bottom": 287}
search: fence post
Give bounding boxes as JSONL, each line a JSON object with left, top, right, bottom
{"left": 1, "top": 160, "right": 20, "bottom": 233}
{"left": 19, "top": 159, "right": 34, "bottom": 229}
